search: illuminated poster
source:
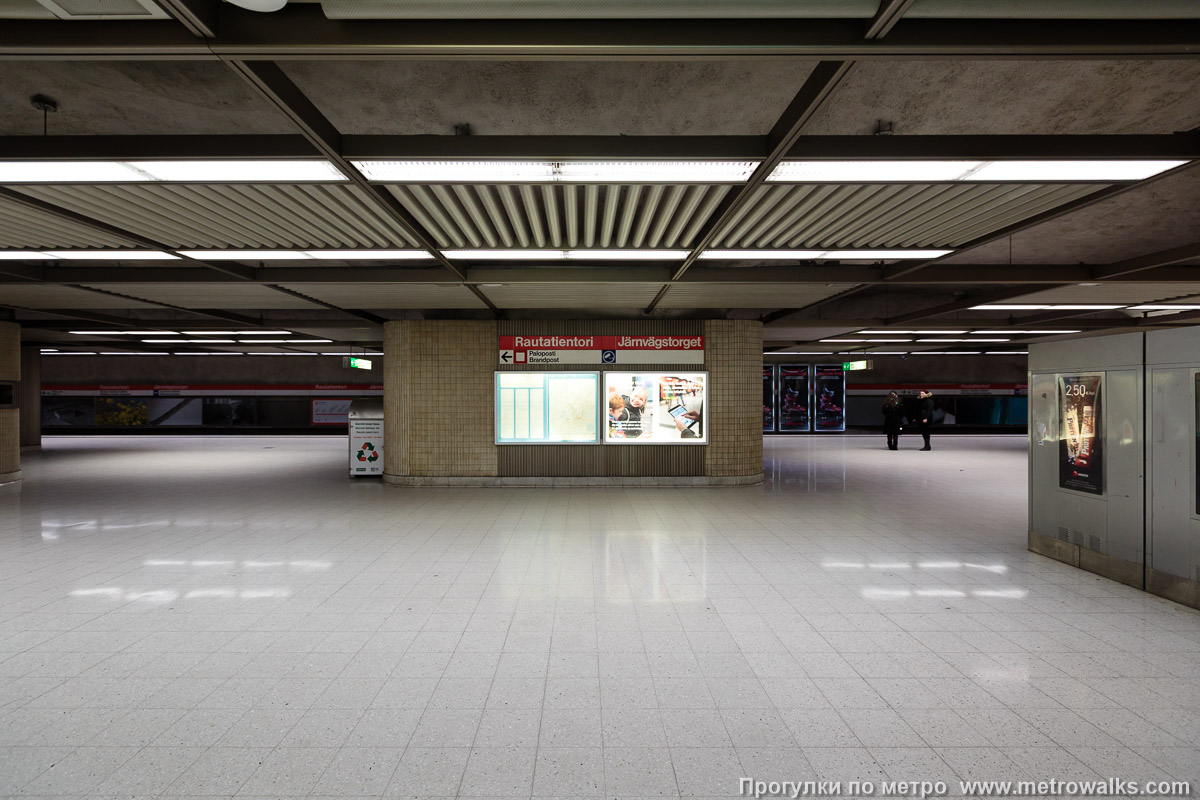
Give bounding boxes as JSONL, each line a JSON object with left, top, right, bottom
{"left": 1058, "top": 374, "right": 1103, "bottom": 495}
{"left": 778, "top": 365, "right": 810, "bottom": 432}
{"left": 605, "top": 372, "right": 707, "bottom": 444}
{"left": 814, "top": 365, "right": 845, "bottom": 432}
{"left": 495, "top": 372, "right": 600, "bottom": 444}
{"left": 312, "top": 398, "right": 351, "bottom": 425}
{"left": 763, "top": 365, "right": 775, "bottom": 432}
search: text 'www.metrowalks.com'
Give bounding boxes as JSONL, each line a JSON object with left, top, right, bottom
{"left": 740, "top": 778, "right": 1193, "bottom": 798}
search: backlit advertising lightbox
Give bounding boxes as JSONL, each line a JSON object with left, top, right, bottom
{"left": 778, "top": 365, "right": 810, "bottom": 432}
{"left": 814, "top": 365, "right": 846, "bottom": 432}
{"left": 495, "top": 372, "right": 600, "bottom": 444}
{"left": 1058, "top": 373, "right": 1103, "bottom": 495}
{"left": 763, "top": 365, "right": 775, "bottom": 432}
{"left": 604, "top": 372, "right": 707, "bottom": 444}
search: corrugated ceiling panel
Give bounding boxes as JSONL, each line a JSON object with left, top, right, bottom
{"left": 385, "top": 183, "right": 729, "bottom": 249}
{"left": 1009, "top": 283, "right": 1200, "bottom": 305}
{"left": 0, "top": 284, "right": 160, "bottom": 308}
{"left": 713, "top": 183, "right": 1108, "bottom": 249}
{"left": 81, "top": 283, "right": 324, "bottom": 309}
{"left": 482, "top": 283, "right": 662, "bottom": 309}
{"left": 10, "top": 184, "right": 418, "bottom": 249}
{"left": 0, "top": 197, "right": 131, "bottom": 249}
{"left": 657, "top": 282, "right": 858, "bottom": 308}
{"left": 278, "top": 283, "right": 485, "bottom": 309}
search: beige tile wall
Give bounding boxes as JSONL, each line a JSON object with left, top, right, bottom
{"left": 384, "top": 320, "right": 499, "bottom": 478}
{"left": 0, "top": 410, "right": 18, "bottom": 480}
{"left": 0, "top": 323, "right": 19, "bottom": 382}
{"left": 705, "top": 319, "right": 764, "bottom": 478}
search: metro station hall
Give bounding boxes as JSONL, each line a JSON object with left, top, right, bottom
{"left": 2, "top": 2, "right": 1200, "bottom": 799}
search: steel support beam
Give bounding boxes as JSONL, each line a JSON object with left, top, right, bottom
{"left": 865, "top": 0, "right": 916, "bottom": 40}
{"left": 155, "top": 0, "right": 219, "bottom": 39}
{"left": 5, "top": 10, "right": 1200, "bottom": 60}
{"left": 5, "top": 133, "right": 1199, "bottom": 162}
{"left": 1090, "top": 241, "right": 1200, "bottom": 280}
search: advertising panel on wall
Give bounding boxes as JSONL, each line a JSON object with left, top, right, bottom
{"left": 312, "top": 398, "right": 351, "bottom": 425}
{"left": 604, "top": 372, "right": 707, "bottom": 444}
{"left": 1058, "top": 373, "right": 1103, "bottom": 495}
{"left": 814, "top": 365, "right": 846, "bottom": 432}
{"left": 495, "top": 372, "right": 600, "bottom": 444}
{"left": 778, "top": 365, "right": 810, "bottom": 432}
{"left": 763, "top": 365, "right": 775, "bottom": 432}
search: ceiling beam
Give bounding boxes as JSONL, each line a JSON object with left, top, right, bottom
{"left": 881, "top": 286, "right": 1048, "bottom": 325}
{"left": 1090, "top": 241, "right": 1200, "bottom": 280}
{"left": 5, "top": 11, "right": 1200, "bottom": 60}
{"left": 644, "top": 60, "right": 855, "bottom": 312}
{"left": 864, "top": 0, "right": 916, "bottom": 40}
{"left": 154, "top": 0, "right": 219, "bottom": 39}
{"left": 7, "top": 133, "right": 1198, "bottom": 162}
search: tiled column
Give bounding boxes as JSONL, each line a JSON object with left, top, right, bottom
{"left": 0, "top": 322, "right": 20, "bottom": 483}
{"left": 383, "top": 320, "right": 499, "bottom": 485}
{"left": 704, "top": 319, "right": 764, "bottom": 482}
{"left": 18, "top": 345, "right": 40, "bottom": 452}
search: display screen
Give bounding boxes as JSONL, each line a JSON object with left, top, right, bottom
{"left": 1058, "top": 373, "right": 1103, "bottom": 495}
{"left": 778, "top": 365, "right": 810, "bottom": 432}
{"left": 763, "top": 365, "right": 775, "bottom": 432}
{"left": 495, "top": 372, "right": 600, "bottom": 444}
{"left": 604, "top": 372, "right": 707, "bottom": 444}
{"left": 814, "top": 365, "right": 846, "bottom": 432}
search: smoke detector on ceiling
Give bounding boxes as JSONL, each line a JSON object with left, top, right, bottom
{"left": 225, "top": 0, "right": 287, "bottom": 10}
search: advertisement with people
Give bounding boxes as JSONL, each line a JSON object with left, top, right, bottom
{"left": 605, "top": 372, "right": 707, "bottom": 444}
{"left": 778, "top": 365, "right": 810, "bottom": 432}
{"left": 1058, "top": 373, "right": 1103, "bottom": 495}
{"left": 814, "top": 365, "right": 845, "bottom": 432}
{"left": 763, "top": 365, "right": 775, "bottom": 432}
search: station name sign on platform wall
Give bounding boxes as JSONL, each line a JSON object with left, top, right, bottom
{"left": 499, "top": 335, "right": 705, "bottom": 365}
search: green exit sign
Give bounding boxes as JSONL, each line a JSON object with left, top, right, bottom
{"left": 843, "top": 360, "right": 871, "bottom": 371}
{"left": 343, "top": 357, "right": 373, "bottom": 370}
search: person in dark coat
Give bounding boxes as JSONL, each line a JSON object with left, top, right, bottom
{"left": 918, "top": 389, "right": 935, "bottom": 451}
{"left": 881, "top": 391, "right": 904, "bottom": 450}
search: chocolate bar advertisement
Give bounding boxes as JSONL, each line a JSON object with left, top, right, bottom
{"left": 814, "top": 365, "right": 846, "bottom": 432}
{"left": 1058, "top": 374, "right": 1103, "bottom": 495}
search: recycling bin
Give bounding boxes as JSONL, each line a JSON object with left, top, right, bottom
{"left": 348, "top": 399, "right": 384, "bottom": 477}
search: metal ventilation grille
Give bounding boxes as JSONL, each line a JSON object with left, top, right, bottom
{"left": 712, "top": 183, "right": 1105, "bottom": 249}
{"left": 0, "top": 196, "right": 131, "bottom": 249}
{"left": 385, "top": 184, "right": 730, "bottom": 249}
{"left": 10, "top": 184, "right": 419, "bottom": 249}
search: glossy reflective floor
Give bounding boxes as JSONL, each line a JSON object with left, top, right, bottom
{"left": 1, "top": 435, "right": 1198, "bottom": 799}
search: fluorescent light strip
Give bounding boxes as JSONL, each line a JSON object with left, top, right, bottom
{"left": 0, "top": 160, "right": 346, "bottom": 183}
{"left": 236, "top": 339, "right": 331, "bottom": 344}
{"left": 917, "top": 338, "right": 1010, "bottom": 343}
{"left": 911, "top": 351, "right": 982, "bottom": 355}
{"left": 768, "top": 160, "right": 1185, "bottom": 183}
{"left": 174, "top": 351, "right": 243, "bottom": 356}
{"left": 99, "top": 352, "right": 169, "bottom": 356}
{"left": 700, "top": 249, "right": 952, "bottom": 260}
{"left": 71, "top": 330, "right": 171, "bottom": 335}
{"left": 971, "top": 330, "right": 1082, "bottom": 334}
{"left": 351, "top": 160, "right": 760, "bottom": 183}
{"left": 819, "top": 339, "right": 865, "bottom": 343}
{"left": 1, "top": 250, "right": 176, "bottom": 260}
{"left": 857, "top": 330, "right": 968, "bottom": 334}
{"left": 181, "top": 249, "right": 429, "bottom": 260}
{"left": 1128, "top": 305, "right": 1200, "bottom": 311}
{"left": 986, "top": 351, "right": 1029, "bottom": 355}
{"left": 444, "top": 249, "right": 689, "bottom": 261}
{"left": 143, "top": 339, "right": 236, "bottom": 344}
{"left": 970, "top": 304, "right": 1125, "bottom": 311}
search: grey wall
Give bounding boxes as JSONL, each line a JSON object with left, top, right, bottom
{"left": 1027, "top": 333, "right": 1145, "bottom": 586}
{"left": 1144, "top": 327, "right": 1200, "bottom": 603}
{"left": 40, "top": 355, "right": 366, "bottom": 385}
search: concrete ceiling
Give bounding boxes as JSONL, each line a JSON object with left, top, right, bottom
{"left": 1, "top": 4, "right": 1199, "bottom": 354}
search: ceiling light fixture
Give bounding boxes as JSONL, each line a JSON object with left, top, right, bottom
{"left": 70, "top": 330, "right": 171, "bottom": 335}
{"left": 1128, "top": 305, "right": 1200, "bottom": 311}
{"left": 767, "top": 159, "right": 1185, "bottom": 183}
{"left": 857, "top": 330, "right": 968, "bottom": 335}
{"left": 971, "top": 330, "right": 1082, "bottom": 334}
{"left": 1, "top": 250, "right": 176, "bottom": 260}
{"left": 917, "top": 338, "right": 1010, "bottom": 343}
{"left": 350, "top": 160, "right": 761, "bottom": 184}
{"left": 699, "top": 249, "right": 952, "bottom": 260}
{"left": 0, "top": 160, "right": 343, "bottom": 183}
{"left": 444, "top": 249, "right": 689, "bottom": 260}
{"left": 971, "top": 304, "right": 1050, "bottom": 311}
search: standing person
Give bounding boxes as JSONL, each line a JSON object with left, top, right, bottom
{"left": 881, "top": 391, "right": 904, "bottom": 451}
{"left": 918, "top": 389, "right": 935, "bottom": 451}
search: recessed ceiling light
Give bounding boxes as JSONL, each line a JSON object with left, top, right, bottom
{"left": 301, "top": 250, "right": 431, "bottom": 260}
{"left": 699, "top": 249, "right": 952, "bottom": 260}
{"left": 49, "top": 251, "right": 177, "bottom": 261}
{"left": 917, "top": 338, "right": 1010, "bottom": 343}
{"left": 350, "top": 160, "right": 760, "bottom": 183}
{"left": 0, "top": 160, "right": 346, "bottom": 183}
{"left": 986, "top": 351, "right": 1029, "bottom": 355}
{"left": 444, "top": 249, "right": 688, "bottom": 260}
{"left": 1128, "top": 305, "right": 1200, "bottom": 311}
{"left": 70, "top": 330, "right": 170, "bottom": 335}
{"left": 911, "top": 351, "right": 982, "bottom": 355}
{"left": 1077, "top": 283, "right": 1101, "bottom": 287}
{"left": 180, "top": 250, "right": 433, "bottom": 260}
{"left": 1045, "top": 305, "right": 1126, "bottom": 310}
{"left": 970, "top": 305, "right": 1050, "bottom": 310}
{"left": 819, "top": 339, "right": 865, "bottom": 343}
{"left": 971, "top": 330, "right": 1082, "bottom": 334}
{"left": 767, "top": 159, "right": 1185, "bottom": 183}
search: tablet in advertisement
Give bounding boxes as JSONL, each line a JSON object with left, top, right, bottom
{"left": 605, "top": 372, "right": 707, "bottom": 444}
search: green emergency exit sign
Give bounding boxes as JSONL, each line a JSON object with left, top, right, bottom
{"left": 843, "top": 360, "right": 871, "bottom": 371}
{"left": 343, "top": 357, "right": 373, "bottom": 370}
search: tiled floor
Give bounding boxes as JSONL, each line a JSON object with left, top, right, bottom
{"left": 1, "top": 434, "right": 1198, "bottom": 799}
